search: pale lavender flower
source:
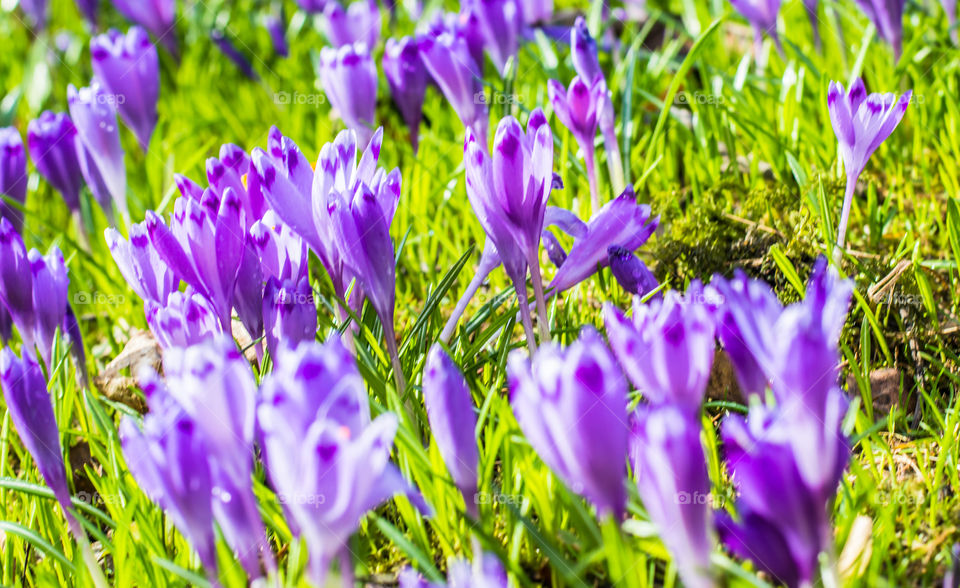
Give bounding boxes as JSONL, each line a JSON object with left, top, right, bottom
{"left": 944, "top": 0, "right": 958, "bottom": 43}
{"left": 423, "top": 344, "right": 479, "bottom": 516}
{"left": 262, "top": 277, "right": 316, "bottom": 359}
{"left": 67, "top": 83, "right": 128, "bottom": 221}
{"left": 28, "top": 112, "right": 84, "bottom": 214}
{"left": 249, "top": 211, "right": 308, "bottom": 282}
{"left": 420, "top": 30, "right": 488, "bottom": 143}
{"left": 518, "top": 0, "right": 552, "bottom": 24}
{"left": 259, "top": 337, "right": 420, "bottom": 585}
{"left": 604, "top": 282, "right": 716, "bottom": 413}
{"left": 383, "top": 36, "right": 428, "bottom": 151}
{"left": 728, "top": 0, "right": 783, "bottom": 56}
{"left": 0, "top": 128, "right": 27, "bottom": 232}
{"left": 323, "top": 0, "right": 380, "bottom": 48}
{"left": 105, "top": 222, "right": 178, "bottom": 305}
{"left": 319, "top": 44, "right": 378, "bottom": 148}
{"left": 548, "top": 76, "right": 607, "bottom": 209}
{"left": 827, "top": 79, "right": 910, "bottom": 247}
{"left": 507, "top": 328, "right": 629, "bottom": 517}
{"left": 463, "top": 0, "right": 520, "bottom": 74}
{"left": 20, "top": 0, "right": 48, "bottom": 29}
{"left": 571, "top": 17, "right": 602, "bottom": 84}
{"left": 145, "top": 291, "right": 222, "bottom": 349}
{"left": 630, "top": 404, "right": 714, "bottom": 588}
{"left": 400, "top": 553, "right": 509, "bottom": 587}
{"left": 111, "top": 0, "right": 177, "bottom": 55}
{"left": 91, "top": 26, "right": 159, "bottom": 151}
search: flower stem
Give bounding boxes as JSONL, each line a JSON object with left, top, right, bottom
{"left": 514, "top": 281, "right": 538, "bottom": 355}
{"left": 601, "top": 123, "right": 625, "bottom": 196}
{"left": 836, "top": 176, "right": 857, "bottom": 251}
{"left": 528, "top": 256, "right": 551, "bottom": 343}
{"left": 383, "top": 320, "right": 407, "bottom": 395}
{"left": 585, "top": 147, "right": 599, "bottom": 214}
{"left": 440, "top": 243, "right": 499, "bottom": 344}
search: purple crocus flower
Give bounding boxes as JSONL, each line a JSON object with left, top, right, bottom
{"left": 295, "top": 0, "right": 328, "bottom": 12}
{"left": 319, "top": 44, "right": 378, "bottom": 148}
{"left": 259, "top": 337, "right": 420, "bottom": 585}
{"left": 91, "top": 27, "right": 160, "bottom": 152}
{"left": 29, "top": 247, "right": 69, "bottom": 368}
{"left": 518, "top": 0, "right": 552, "bottom": 24}
{"left": 145, "top": 291, "right": 222, "bottom": 349}
{"left": 265, "top": 14, "right": 289, "bottom": 57}
{"left": 207, "top": 143, "right": 268, "bottom": 227}
{"left": 262, "top": 277, "right": 316, "bottom": 359}
{"left": 111, "top": 0, "right": 177, "bottom": 55}
{"left": 0, "top": 349, "right": 78, "bottom": 532}
{"left": 856, "top": 0, "right": 906, "bottom": 59}
{"left": 27, "top": 112, "right": 84, "bottom": 214}
{"left": 20, "top": 0, "right": 48, "bottom": 29}
{"left": 608, "top": 246, "right": 660, "bottom": 298}
{"left": 120, "top": 385, "right": 218, "bottom": 578}
{"left": 400, "top": 553, "right": 509, "bottom": 587}
{"left": 383, "top": 36, "right": 428, "bottom": 151}
{"left": 323, "top": 0, "right": 380, "bottom": 48}
{"left": 145, "top": 189, "right": 244, "bottom": 329}
{"left": 0, "top": 128, "right": 27, "bottom": 232}
{"left": 507, "top": 327, "right": 629, "bottom": 517}
{"left": 548, "top": 76, "right": 607, "bottom": 209}
{"left": 944, "top": 0, "right": 958, "bottom": 43}
{"left": 464, "top": 111, "right": 554, "bottom": 344}
{"left": 463, "top": 0, "right": 520, "bottom": 74}
{"left": 423, "top": 344, "right": 479, "bottom": 516}
{"left": 0, "top": 218, "right": 35, "bottom": 343}
{"left": 728, "top": 0, "right": 783, "bottom": 56}
{"left": 604, "top": 282, "right": 716, "bottom": 413}
{"left": 155, "top": 337, "right": 276, "bottom": 577}
{"left": 717, "top": 392, "right": 850, "bottom": 588}
{"left": 571, "top": 17, "right": 602, "bottom": 84}
{"left": 67, "top": 83, "right": 128, "bottom": 221}
{"left": 630, "top": 405, "right": 714, "bottom": 588}
{"left": 212, "top": 30, "right": 259, "bottom": 80}
{"left": 75, "top": 0, "right": 99, "bottom": 26}
{"left": 546, "top": 188, "right": 658, "bottom": 294}
{"left": 419, "top": 30, "right": 489, "bottom": 144}
{"left": 250, "top": 211, "right": 308, "bottom": 282}
{"left": 827, "top": 79, "right": 911, "bottom": 247}
{"left": 105, "top": 221, "right": 178, "bottom": 305}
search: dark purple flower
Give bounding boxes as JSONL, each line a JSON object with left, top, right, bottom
{"left": 603, "top": 282, "right": 716, "bottom": 412}
{"left": 145, "top": 188, "right": 244, "bottom": 329}
{"left": 262, "top": 277, "right": 317, "bottom": 359}
{"left": 464, "top": 111, "right": 554, "bottom": 343}
{"left": 827, "top": 79, "right": 911, "bottom": 247}
{"left": 265, "top": 14, "right": 288, "bottom": 57}
{"left": 105, "top": 221, "right": 178, "bottom": 305}
{"left": 295, "top": 0, "right": 328, "bottom": 12}
{"left": 420, "top": 30, "right": 488, "bottom": 143}
{"left": 384, "top": 36, "right": 428, "bottom": 151}
{"left": 145, "top": 291, "right": 222, "bottom": 349}
{"left": 546, "top": 189, "right": 658, "bottom": 294}
{"left": 856, "top": 0, "right": 906, "bottom": 58}
{"left": 319, "top": 44, "right": 378, "bottom": 148}
{"left": 571, "top": 17, "right": 602, "bottom": 84}
{"left": 548, "top": 76, "right": 607, "bottom": 209}
{"left": 0, "top": 218, "right": 35, "bottom": 343}
{"left": 728, "top": 0, "right": 783, "bottom": 55}
{"left": 29, "top": 247, "right": 69, "bottom": 368}
{"left": 463, "top": 0, "right": 520, "bottom": 74}
{"left": 212, "top": 30, "right": 259, "bottom": 80}
{"left": 120, "top": 388, "right": 218, "bottom": 577}
{"left": 323, "top": 0, "right": 380, "bottom": 48}
{"left": 423, "top": 344, "right": 479, "bottom": 516}
{"left": 67, "top": 83, "right": 128, "bottom": 221}
{"left": 630, "top": 405, "right": 714, "bottom": 588}
{"left": 75, "top": 0, "right": 98, "bottom": 26}
{"left": 91, "top": 27, "right": 159, "bottom": 152}
{"left": 607, "top": 246, "right": 659, "bottom": 298}
{"left": 155, "top": 337, "right": 275, "bottom": 577}
{"left": 27, "top": 112, "right": 84, "bottom": 214}
{"left": 507, "top": 327, "right": 629, "bottom": 517}
{"left": 259, "top": 337, "right": 420, "bottom": 584}
{"left": 0, "top": 349, "right": 77, "bottom": 530}
{"left": 62, "top": 305, "right": 86, "bottom": 384}
{"left": 0, "top": 128, "right": 27, "bottom": 232}
{"left": 111, "top": 0, "right": 177, "bottom": 55}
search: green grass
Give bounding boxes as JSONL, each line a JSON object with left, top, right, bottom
{"left": 1, "top": 0, "right": 960, "bottom": 586}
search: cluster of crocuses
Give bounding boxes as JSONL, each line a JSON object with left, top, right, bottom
{"left": 4, "top": 25, "right": 160, "bottom": 230}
